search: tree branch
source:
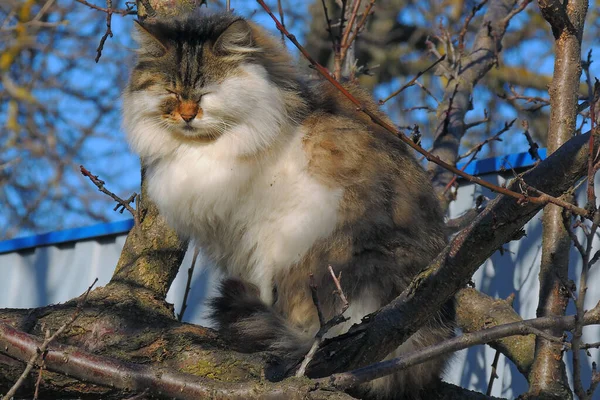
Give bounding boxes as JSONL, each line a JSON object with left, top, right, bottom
{"left": 528, "top": 0, "right": 588, "bottom": 397}
{"left": 428, "top": 0, "right": 531, "bottom": 204}
{"left": 319, "top": 301, "right": 600, "bottom": 390}
{"left": 455, "top": 288, "right": 535, "bottom": 375}
{"left": 0, "top": 322, "right": 353, "bottom": 400}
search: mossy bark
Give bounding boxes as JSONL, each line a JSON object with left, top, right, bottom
{"left": 110, "top": 175, "right": 187, "bottom": 299}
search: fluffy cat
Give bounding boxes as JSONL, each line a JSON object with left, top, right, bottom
{"left": 123, "top": 11, "right": 454, "bottom": 400}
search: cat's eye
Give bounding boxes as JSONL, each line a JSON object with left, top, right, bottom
{"left": 194, "top": 90, "right": 212, "bottom": 103}
{"left": 166, "top": 89, "right": 180, "bottom": 100}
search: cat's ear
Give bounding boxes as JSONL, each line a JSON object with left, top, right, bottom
{"left": 213, "top": 19, "right": 256, "bottom": 55}
{"left": 133, "top": 20, "right": 169, "bottom": 57}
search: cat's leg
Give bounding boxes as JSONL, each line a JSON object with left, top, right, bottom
{"left": 208, "top": 277, "right": 314, "bottom": 358}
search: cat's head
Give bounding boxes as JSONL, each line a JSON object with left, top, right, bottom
{"left": 123, "top": 12, "right": 304, "bottom": 159}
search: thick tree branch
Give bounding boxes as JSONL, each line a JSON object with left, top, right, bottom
{"left": 110, "top": 175, "right": 187, "bottom": 299}
{"left": 0, "top": 321, "right": 353, "bottom": 400}
{"left": 528, "top": 1, "right": 588, "bottom": 398}
{"left": 456, "top": 288, "right": 535, "bottom": 375}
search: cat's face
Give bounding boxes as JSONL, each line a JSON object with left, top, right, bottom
{"left": 123, "top": 13, "right": 301, "bottom": 161}
{"left": 125, "top": 15, "right": 260, "bottom": 142}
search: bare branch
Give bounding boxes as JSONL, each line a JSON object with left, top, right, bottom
{"left": 80, "top": 165, "right": 139, "bottom": 226}
{"left": 378, "top": 55, "right": 446, "bottom": 105}
{"left": 486, "top": 350, "right": 501, "bottom": 396}
{"left": 458, "top": 0, "right": 489, "bottom": 52}
{"left": 297, "top": 267, "right": 351, "bottom": 377}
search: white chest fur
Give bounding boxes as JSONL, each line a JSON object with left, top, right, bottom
{"left": 147, "top": 130, "right": 342, "bottom": 304}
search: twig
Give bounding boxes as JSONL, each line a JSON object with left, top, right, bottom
{"left": 379, "top": 55, "right": 446, "bottom": 105}
{"left": 74, "top": 0, "right": 132, "bottom": 15}
{"left": 575, "top": 213, "right": 600, "bottom": 399}
{"left": 296, "top": 335, "right": 323, "bottom": 378}
{"left": 589, "top": 362, "right": 600, "bottom": 398}
{"left": 3, "top": 278, "right": 98, "bottom": 399}
{"left": 320, "top": 0, "right": 337, "bottom": 55}
{"left": 309, "top": 274, "right": 326, "bottom": 327}
{"left": 328, "top": 265, "right": 349, "bottom": 311}
{"left": 458, "top": 0, "right": 489, "bottom": 53}
{"left": 80, "top": 165, "right": 139, "bottom": 226}
{"left": 521, "top": 120, "right": 542, "bottom": 162}
{"left": 338, "top": 0, "right": 362, "bottom": 65}
{"left": 515, "top": 179, "right": 590, "bottom": 218}
{"left": 463, "top": 110, "right": 490, "bottom": 131}
{"left": 33, "top": 329, "right": 49, "bottom": 400}
{"left": 501, "top": 0, "right": 533, "bottom": 28}
{"left": 178, "top": 247, "right": 200, "bottom": 322}
{"left": 458, "top": 118, "right": 513, "bottom": 162}
{"left": 342, "top": 0, "right": 375, "bottom": 58}
{"left": 486, "top": 349, "right": 501, "bottom": 396}
{"left": 443, "top": 119, "right": 514, "bottom": 194}
{"left": 277, "top": 0, "right": 285, "bottom": 43}
{"left": 94, "top": 0, "right": 114, "bottom": 63}
{"left": 296, "top": 266, "right": 350, "bottom": 377}
{"left": 331, "top": 0, "right": 348, "bottom": 79}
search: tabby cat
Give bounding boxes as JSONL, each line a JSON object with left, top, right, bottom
{"left": 123, "top": 11, "right": 454, "bottom": 399}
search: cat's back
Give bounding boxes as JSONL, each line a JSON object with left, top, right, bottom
{"left": 301, "top": 81, "right": 445, "bottom": 242}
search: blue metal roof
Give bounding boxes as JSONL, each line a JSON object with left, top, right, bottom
{"left": 0, "top": 149, "right": 545, "bottom": 255}
{"left": 456, "top": 148, "right": 546, "bottom": 176}
{"left": 0, "top": 219, "right": 134, "bottom": 255}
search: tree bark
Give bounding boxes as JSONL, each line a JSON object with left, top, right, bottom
{"left": 455, "top": 288, "right": 535, "bottom": 375}
{"left": 527, "top": 1, "right": 588, "bottom": 398}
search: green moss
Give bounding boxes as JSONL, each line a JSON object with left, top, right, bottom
{"left": 182, "top": 358, "right": 224, "bottom": 380}
{"left": 182, "top": 356, "right": 262, "bottom": 382}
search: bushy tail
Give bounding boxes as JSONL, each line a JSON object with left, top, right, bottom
{"left": 208, "top": 278, "right": 312, "bottom": 366}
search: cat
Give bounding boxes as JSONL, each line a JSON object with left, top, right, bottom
{"left": 123, "top": 11, "right": 454, "bottom": 400}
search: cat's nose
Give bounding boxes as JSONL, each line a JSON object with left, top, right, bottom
{"left": 181, "top": 113, "right": 195, "bottom": 123}
{"left": 179, "top": 101, "right": 199, "bottom": 123}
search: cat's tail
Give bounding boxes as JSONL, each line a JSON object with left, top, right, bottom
{"left": 208, "top": 278, "right": 313, "bottom": 368}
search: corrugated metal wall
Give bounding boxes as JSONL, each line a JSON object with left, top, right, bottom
{"left": 1, "top": 159, "right": 599, "bottom": 399}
